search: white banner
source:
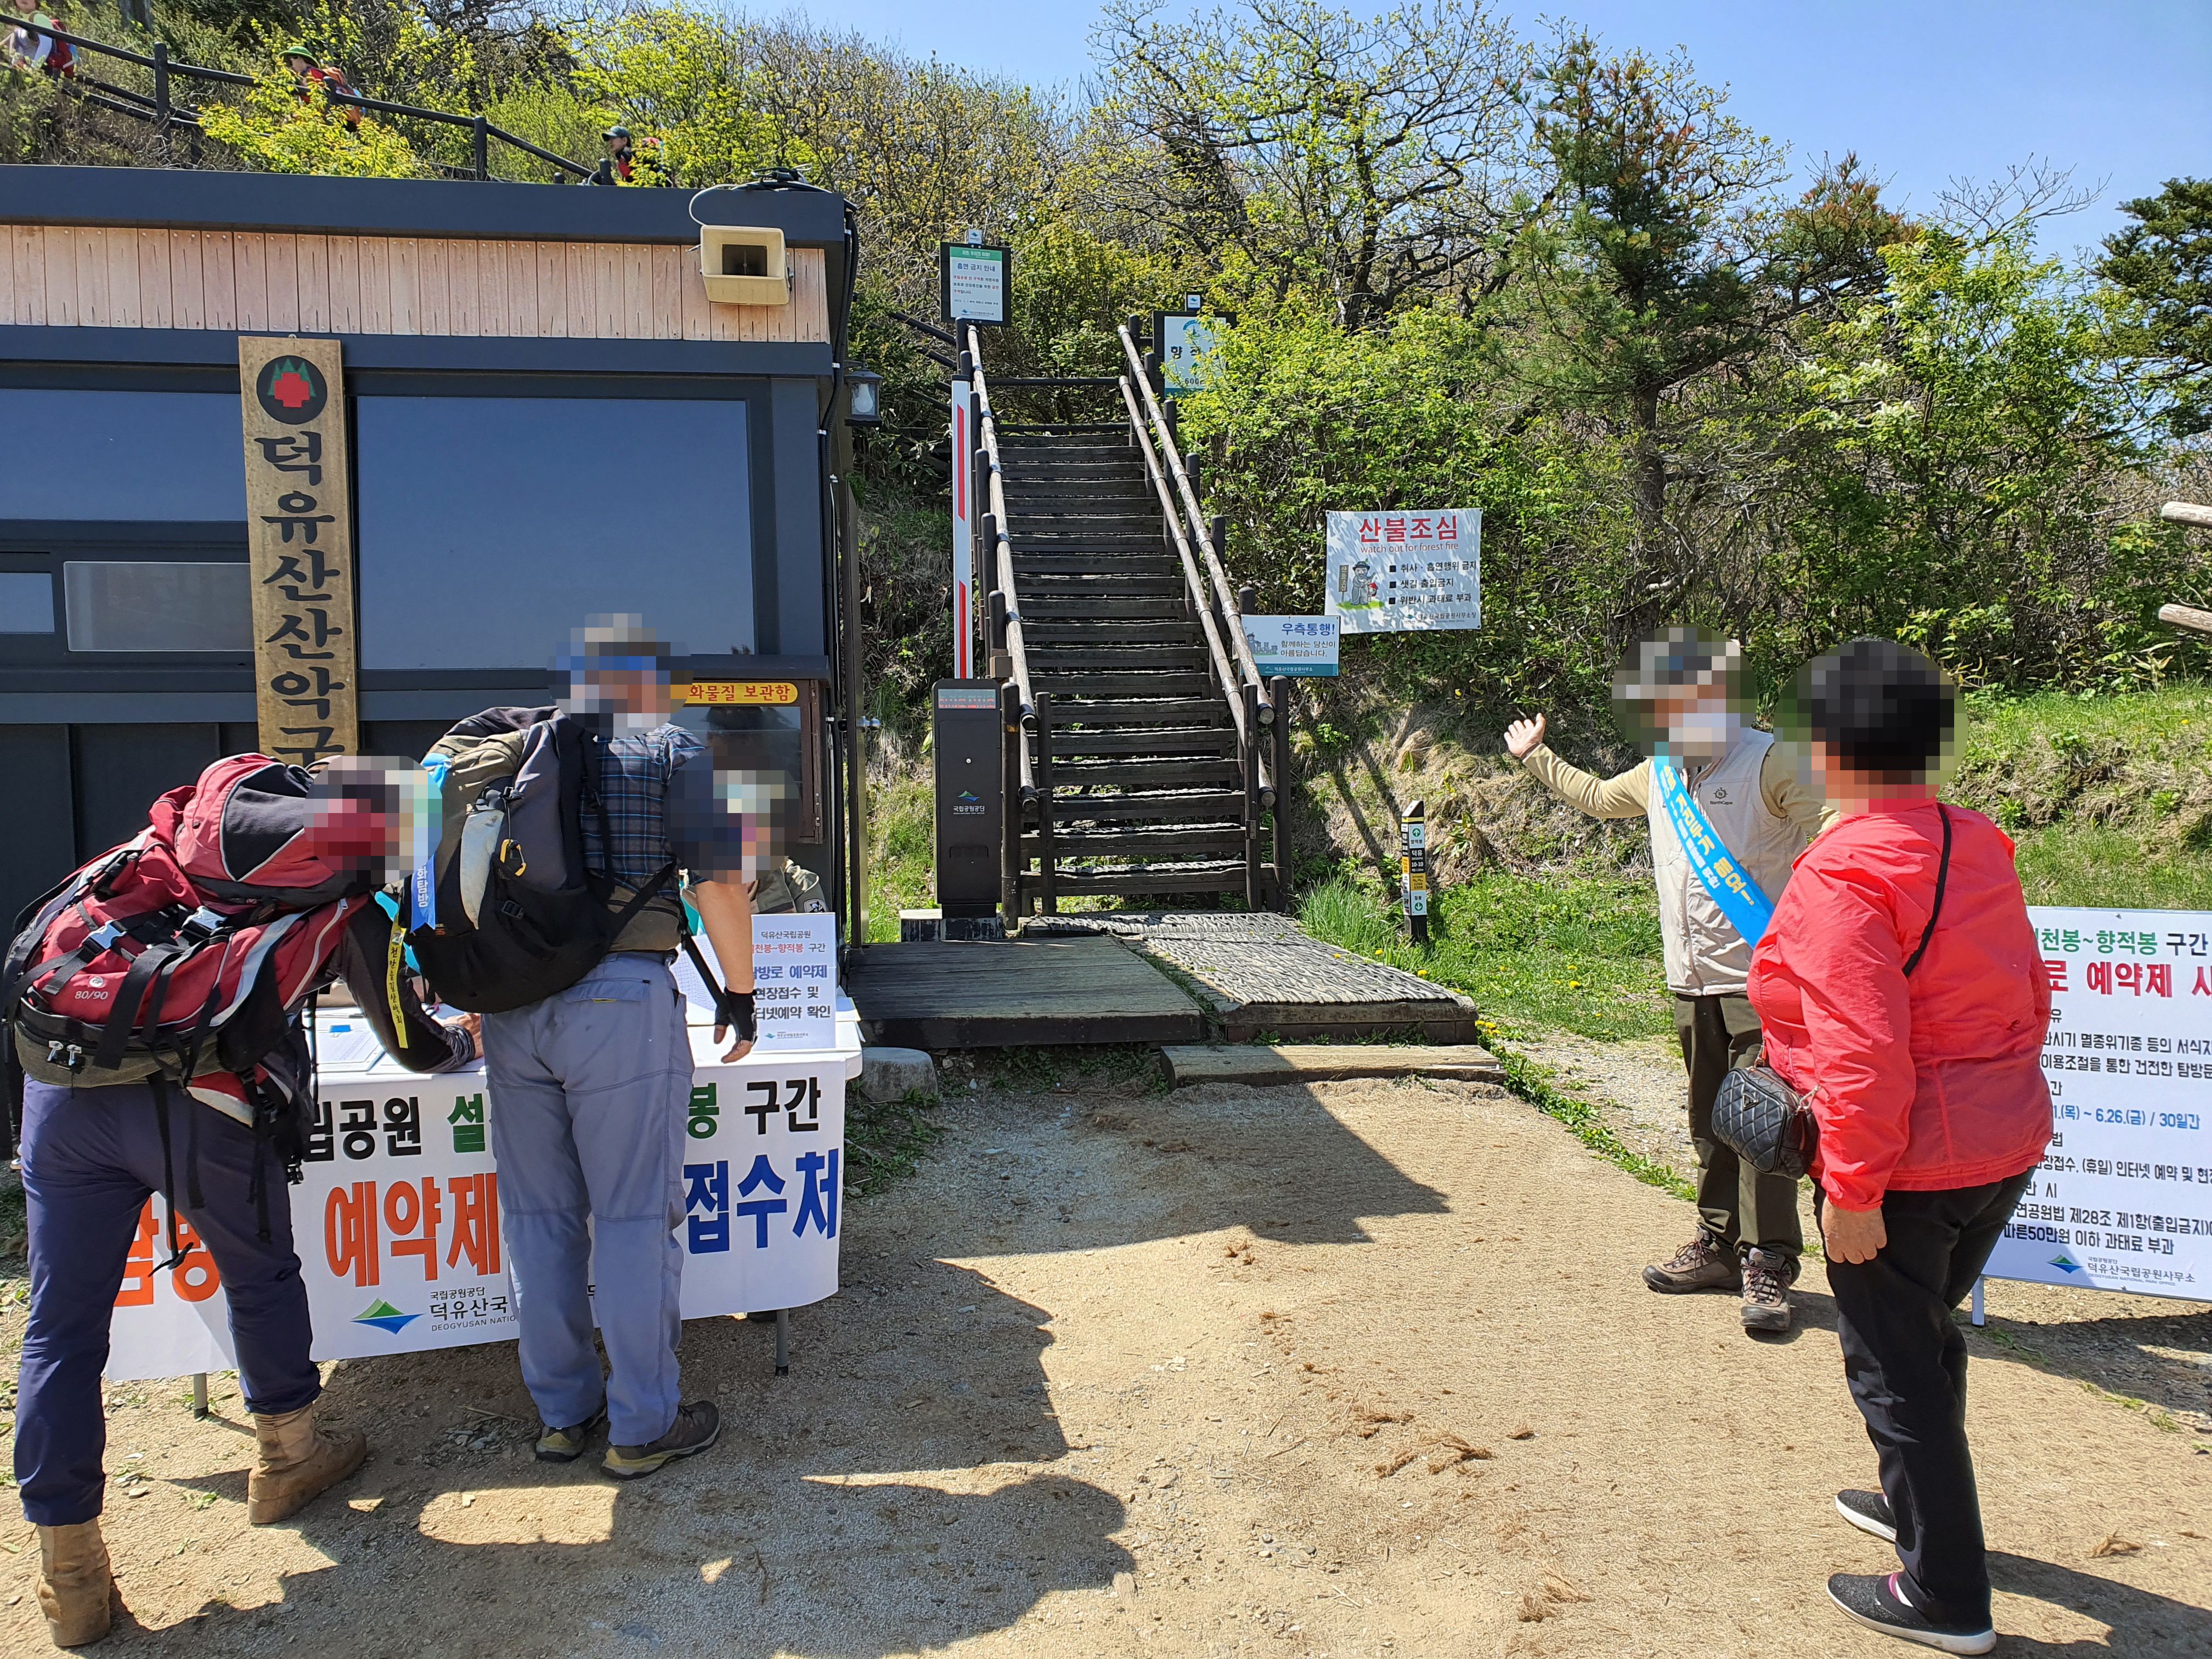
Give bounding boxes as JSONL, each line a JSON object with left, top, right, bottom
{"left": 951, "top": 379, "right": 974, "bottom": 678}
{"left": 1324, "top": 510, "right": 1481, "bottom": 633}
{"left": 104, "top": 1025, "right": 848, "bottom": 1381}
{"left": 1982, "top": 906, "right": 2212, "bottom": 1300}
{"left": 675, "top": 912, "right": 837, "bottom": 1052}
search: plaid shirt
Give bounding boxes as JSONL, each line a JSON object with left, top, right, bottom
{"left": 581, "top": 724, "right": 704, "bottom": 899}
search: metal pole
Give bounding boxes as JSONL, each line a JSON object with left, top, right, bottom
{"left": 841, "top": 478, "right": 866, "bottom": 951}
{"left": 1034, "top": 691, "right": 1057, "bottom": 916}
{"left": 988, "top": 588, "right": 1010, "bottom": 681}
{"left": 774, "top": 1308, "right": 790, "bottom": 1376}
{"left": 152, "top": 42, "right": 169, "bottom": 149}
{"left": 472, "top": 115, "right": 489, "bottom": 182}
{"left": 1241, "top": 681, "right": 1261, "bottom": 912}
{"left": 191, "top": 1373, "right": 208, "bottom": 1418}
{"left": 999, "top": 679, "right": 1022, "bottom": 924}
{"left": 1271, "top": 675, "right": 1292, "bottom": 912}
{"left": 1238, "top": 584, "right": 1257, "bottom": 616}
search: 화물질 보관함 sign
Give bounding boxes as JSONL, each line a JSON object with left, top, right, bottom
{"left": 1982, "top": 907, "right": 2212, "bottom": 1300}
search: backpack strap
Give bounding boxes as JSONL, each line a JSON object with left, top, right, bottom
{"left": 149, "top": 1074, "right": 194, "bottom": 1273}
{"left": 89, "top": 936, "right": 187, "bottom": 1073}
{"left": 1901, "top": 805, "right": 1953, "bottom": 979}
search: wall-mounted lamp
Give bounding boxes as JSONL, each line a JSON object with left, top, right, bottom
{"left": 845, "top": 366, "right": 884, "bottom": 426}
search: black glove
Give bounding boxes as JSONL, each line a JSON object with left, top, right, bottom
{"left": 720, "top": 990, "right": 757, "bottom": 1045}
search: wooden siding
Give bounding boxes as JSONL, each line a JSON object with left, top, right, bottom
{"left": 0, "top": 226, "right": 829, "bottom": 345}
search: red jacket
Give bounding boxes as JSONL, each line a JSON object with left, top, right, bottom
{"left": 1747, "top": 802, "right": 2052, "bottom": 1211}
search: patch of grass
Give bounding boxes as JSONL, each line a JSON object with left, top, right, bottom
{"left": 2010, "top": 823, "right": 2212, "bottom": 911}
{"left": 1299, "top": 870, "right": 1669, "bottom": 1043}
{"left": 864, "top": 768, "right": 935, "bottom": 943}
{"left": 844, "top": 1088, "right": 945, "bottom": 1201}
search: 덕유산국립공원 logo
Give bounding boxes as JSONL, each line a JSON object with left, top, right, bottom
{"left": 2048, "top": 1252, "right": 2085, "bottom": 1276}
{"left": 353, "top": 1298, "right": 420, "bottom": 1335}
{"left": 256, "top": 354, "right": 329, "bottom": 426}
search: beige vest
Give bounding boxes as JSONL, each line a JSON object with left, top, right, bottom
{"left": 1645, "top": 730, "right": 1809, "bottom": 997}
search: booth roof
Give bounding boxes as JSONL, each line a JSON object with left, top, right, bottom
{"left": 0, "top": 165, "right": 850, "bottom": 249}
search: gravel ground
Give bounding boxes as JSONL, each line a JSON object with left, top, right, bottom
{"left": 1, "top": 1060, "right": 2206, "bottom": 1657}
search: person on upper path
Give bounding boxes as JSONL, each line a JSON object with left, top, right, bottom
{"left": 1504, "top": 627, "right": 1834, "bottom": 1334}
{"left": 1748, "top": 637, "right": 2050, "bottom": 1656}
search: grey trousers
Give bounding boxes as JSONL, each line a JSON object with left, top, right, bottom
{"left": 483, "top": 955, "right": 692, "bottom": 1447}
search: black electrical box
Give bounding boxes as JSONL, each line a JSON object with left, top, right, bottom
{"left": 933, "top": 680, "right": 1004, "bottom": 919}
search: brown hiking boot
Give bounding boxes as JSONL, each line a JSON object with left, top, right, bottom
{"left": 247, "top": 1403, "right": 368, "bottom": 1525}
{"left": 1642, "top": 1232, "right": 1742, "bottom": 1294}
{"left": 35, "top": 1520, "right": 114, "bottom": 1647}
{"left": 602, "top": 1400, "right": 721, "bottom": 1480}
{"left": 1741, "top": 1248, "right": 1799, "bottom": 1333}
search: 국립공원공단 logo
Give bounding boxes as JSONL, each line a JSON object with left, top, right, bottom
{"left": 353, "top": 1298, "right": 420, "bottom": 1335}
{"left": 2049, "top": 1252, "right": 2084, "bottom": 1276}
{"left": 256, "top": 354, "right": 329, "bottom": 426}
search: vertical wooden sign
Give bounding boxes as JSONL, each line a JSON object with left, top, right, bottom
{"left": 239, "top": 335, "right": 359, "bottom": 762}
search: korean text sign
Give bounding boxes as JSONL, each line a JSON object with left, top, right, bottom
{"left": 675, "top": 912, "right": 837, "bottom": 1051}
{"left": 1156, "top": 314, "right": 1220, "bottom": 397}
{"left": 238, "top": 335, "right": 358, "bottom": 761}
{"left": 102, "top": 1045, "right": 845, "bottom": 1381}
{"left": 1241, "top": 616, "right": 1340, "bottom": 678}
{"left": 1324, "top": 511, "right": 1481, "bottom": 634}
{"left": 941, "top": 244, "right": 1009, "bottom": 327}
{"left": 1982, "top": 907, "right": 2211, "bottom": 1300}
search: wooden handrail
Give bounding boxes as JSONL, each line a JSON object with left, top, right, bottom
{"left": 1120, "top": 375, "right": 1250, "bottom": 752}
{"left": 1116, "top": 322, "right": 1271, "bottom": 721}
{"left": 2162, "top": 501, "right": 2212, "bottom": 529}
{"left": 966, "top": 330, "right": 1039, "bottom": 806}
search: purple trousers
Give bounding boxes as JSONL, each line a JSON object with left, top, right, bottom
{"left": 15, "top": 1078, "right": 320, "bottom": 1526}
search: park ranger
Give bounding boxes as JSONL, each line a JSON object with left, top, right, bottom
{"left": 1504, "top": 628, "right": 1833, "bottom": 1334}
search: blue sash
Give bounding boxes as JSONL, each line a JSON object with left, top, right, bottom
{"left": 413, "top": 754, "right": 450, "bottom": 932}
{"left": 1655, "top": 755, "right": 1776, "bottom": 945}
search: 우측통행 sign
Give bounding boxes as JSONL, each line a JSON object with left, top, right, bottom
{"left": 1242, "top": 614, "right": 1339, "bottom": 677}
{"left": 239, "top": 336, "right": 359, "bottom": 763}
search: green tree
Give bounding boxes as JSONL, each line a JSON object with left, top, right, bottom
{"left": 199, "top": 64, "right": 427, "bottom": 177}
{"left": 2097, "top": 178, "right": 2212, "bottom": 437}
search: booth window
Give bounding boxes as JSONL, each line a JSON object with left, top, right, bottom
{"left": 355, "top": 396, "right": 756, "bottom": 673}
{"left": 0, "top": 390, "right": 247, "bottom": 522}
{"left": 0, "top": 572, "right": 54, "bottom": 633}
{"left": 63, "top": 561, "right": 252, "bottom": 653}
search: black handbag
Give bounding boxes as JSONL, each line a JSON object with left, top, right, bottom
{"left": 1713, "top": 805, "right": 1952, "bottom": 1180}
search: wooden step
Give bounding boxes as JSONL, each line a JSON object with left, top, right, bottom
{"left": 1026, "top": 827, "right": 1249, "bottom": 860}
{"left": 1042, "top": 861, "right": 1253, "bottom": 896}
{"left": 1043, "top": 697, "right": 1226, "bottom": 725}
{"left": 1001, "top": 461, "right": 1148, "bottom": 481}
{"left": 1011, "top": 552, "right": 1178, "bottom": 574}
{"left": 1048, "top": 756, "right": 1239, "bottom": 786}
{"left": 1044, "top": 725, "right": 1240, "bottom": 756}
{"left": 1023, "top": 621, "right": 1204, "bottom": 645}
{"left": 1024, "top": 646, "right": 1208, "bottom": 671}
{"left": 1041, "top": 789, "right": 1244, "bottom": 822}
{"left": 1017, "top": 574, "right": 1184, "bottom": 597}
{"left": 1023, "top": 598, "right": 1188, "bottom": 621}
{"left": 1029, "top": 671, "right": 1215, "bottom": 697}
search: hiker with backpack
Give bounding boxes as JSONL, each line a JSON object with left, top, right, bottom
{"left": 6, "top": 756, "right": 481, "bottom": 1648}
{"left": 432, "top": 618, "right": 756, "bottom": 1482}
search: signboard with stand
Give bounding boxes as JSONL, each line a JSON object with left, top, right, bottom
{"left": 103, "top": 996, "right": 862, "bottom": 1381}
{"left": 1155, "top": 312, "right": 1222, "bottom": 397}
{"left": 941, "top": 242, "right": 1010, "bottom": 328}
{"left": 1324, "top": 510, "right": 1481, "bottom": 633}
{"left": 1980, "top": 906, "right": 2212, "bottom": 1304}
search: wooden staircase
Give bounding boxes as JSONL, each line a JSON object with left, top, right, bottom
{"left": 968, "top": 327, "right": 1290, "bottom": 913}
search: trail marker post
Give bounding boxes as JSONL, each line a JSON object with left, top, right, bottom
{"left": 1401, "top": 801, "right": 1430, "bottom": 946}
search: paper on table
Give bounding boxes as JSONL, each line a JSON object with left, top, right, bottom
{"left": 311, "top": 1014, "right": 387, "bottom": 1071}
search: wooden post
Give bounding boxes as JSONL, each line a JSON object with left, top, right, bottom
{"left": 988, "top": 588, "right": 1011, "bottom": 680}
{"left": 1242, "top": 680, "right": 1261, "bottom": 912}
{"left": 840, "top": 477, "right": 866, "bottom": 950}
{"left": 472, "top": 115, "right": 490, "bottom": 181}
{"left": 1271, "top": 675, "right": 1292, "bottom": 912}
{"left": 1034, "top": 690, "right": 1058, "bottom": 915}
{"left": 238, "top": 336, "right": 358, "bottom": 763}
{"left": 1401, "top": 800, "right": 1430, "bottom": 946}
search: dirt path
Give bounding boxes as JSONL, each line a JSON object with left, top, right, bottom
{"left": 3, "top": 1064, "right": 2208, "bottom": 1657}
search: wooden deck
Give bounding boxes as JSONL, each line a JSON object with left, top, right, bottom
{"left": 847, "top": 937, "right": 1206, "bottom": 1049}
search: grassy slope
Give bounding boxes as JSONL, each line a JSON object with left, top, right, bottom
{"left": 1294, "top": 684, "right": 2212, "bottom": 1041}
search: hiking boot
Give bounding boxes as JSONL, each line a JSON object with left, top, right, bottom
{"left": 1642, "top": 1232, "right": 1741, "bottom": 1294}
{"left": 1740, "top": 1248, "right": 1799, "bottom": 1333}
{"left": 535, "top": 1405, "right": 608, "bottom": 1464}
{"left": 602, "top": 1400, "right": 721, "bottom": 1480}
{"left": 35, "top": 1521, "right": 113, "bottom": 1647}
{"left": 247, "top": 1403, "right": 368, "bottom": 1525}
{"left": 1837, "top": 1488, "right": 1899, "bottom": 1542}
{"left": 1828, "top": 1572, "right": 1995, "bottom": 1654}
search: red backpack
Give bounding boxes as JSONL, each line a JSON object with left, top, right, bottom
{"left": 3, "top": 757, "right": 379, "bottom": 1255}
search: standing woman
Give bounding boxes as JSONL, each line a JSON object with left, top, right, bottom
{"left": 1747, "top": 639, "right": 2052, "bottom": 1656}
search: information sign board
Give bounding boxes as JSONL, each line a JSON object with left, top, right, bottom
{"left": 941, "top": 243, "right": 1010, "bottom": 327}
{"left": 1982, "top": 906, "right": 2211, "bottom": 1300}
{"left": 1242, "top": 615, "right": 1339, "bottom": 677}
{"left": 675, "top": 912, "right": 837, "bottom": 1052}
{"left": 1156, "top": 313, "right": 1221, "bottom": 396}
{"left": 1324, "top": 510, "right": 1481, "bottom": 633}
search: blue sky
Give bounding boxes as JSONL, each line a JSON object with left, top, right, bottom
{"left": 793, "top": 0, "right": 2209, "bottom": 255}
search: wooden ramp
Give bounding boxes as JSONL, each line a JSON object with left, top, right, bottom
{"left": 847, "top": 936, "right": 1206, "bottom": 1049}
